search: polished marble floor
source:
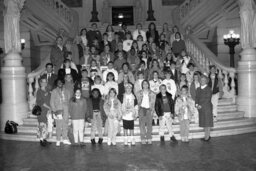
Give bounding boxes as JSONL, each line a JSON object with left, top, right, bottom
{"left": 1, "top": 133, "right": 256, "bottom": 171}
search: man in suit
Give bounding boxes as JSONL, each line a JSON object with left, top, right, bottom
{"left": 87, "top": 23, "right": 102, "bottom": 47}
{"left": 41, "top": 63, "right": 58, "bottom": 91}
{"left": 50, "top": 36, "right": 67, "bottom": 73}
{"left": 169, "top": 61, "right": 179, "bottom": 84}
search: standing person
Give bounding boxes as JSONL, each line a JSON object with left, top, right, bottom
{"left": 116, "top": 23, "right": 131, "bottom": 41}
{"left": 170, "top": 25, "right": 183, "bottom": 46}
{"left": 172, "top": 32, "right": 186, "bottom": 57}
{"left": 69, "top": 88, "right": 87, "bottom": 146}
{"left": 105, "top": 24, "right": 115, "bottom": 42}
{"left": 80, "top": 28, "right": 88, "bottom": 48}
{"left": 50, "top": 79, "right": 71, "bottom": 146}
{"left": 132, "top": 23, "right": 147, "bottom": 42}
{"left": 36, "top": 76, "right": 51, "bottom": 146}
{"left": 136, "top": 80, "right": 156, "bottom": 144}
{"left": 58, "top": 59, "right": 78, "bottom": 82}
{"left": 195, "top": 75, "right": 213, "bottom": 141}
{"left": 41, "top": 63, "right": 58, "bottom": 91}
{"left": 100, "top": 45, "right": 115, "bottom": 66}
{"left": 104, "top": 72, "right": 119, "bottom": 96}
{"left": 114, "top": 51, "right": 127, "bottom": 72}
{"left": 123, "top": 32, "right": 133, "bottom": 52}
{"left": 186, "top": 63, "right": 195, "bottom": 87}
{"left": 146, "top": 22, "right": 159, "bottom": 46}
{"left": 111, "top": 33, "right": 121, "bottom": 53}
{"left": 87, "top": 88, "right": 106, "bottom": 145}
{"left": 76, "top": 69, "right": 93, "bottom": 99}
{"left": 122, "top": 83, "right": 138, "bottom": 146}
{"left": 104, "top": 88, "right": 122, "bottom": 145}
{"left": 190, "top": 72, "right": 201, "bottom": 124}
{"left": 149, "top": 71, "right": 162, "bottom": 95}
{"left": 134, "top": 71, "right": 145, "bottom": 95}
{"left": 87, "top": 23, "right": 102, "bottom": 46}
{"left": 175, "top": 85, "right": 195, "bottom": 142}
{"left": 208, "top": 65, "right": 223, "bottom": 122}
{"left": 161, "top": 23, "right": 171, "bottom": 44}
{"left": 102, "top": 61, "right": 119, "bottom": 83}
{"left": 50, "top": 36, "right": 66, "bottom": 73}
{"left": 162, "top": 69, "right": 177, "bottom": 99}
{"left": 118, "top": 63, "right": 135, "bottom": 84}
{"left": 155, "top": 84, "right": 177, "bottom": 143}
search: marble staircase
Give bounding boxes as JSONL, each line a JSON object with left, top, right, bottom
{"left": 1, "top": 98, "right": 256, "bottom": 143}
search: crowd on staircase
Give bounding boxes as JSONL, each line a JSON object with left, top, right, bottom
{"left": 35, "top": 22, "right": 223, "bottom": 147}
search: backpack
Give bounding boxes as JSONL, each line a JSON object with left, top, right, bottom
{"left": 5, "top": 120, "right": 18, "bottom": 134}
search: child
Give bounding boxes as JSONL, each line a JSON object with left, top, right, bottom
{"left": 89, "top": 59, "right": 102, "bottom": 80}
{"left": 180, "top": 50, "right": 191, "bottom": 74}
{"left": 104, "top": 72, "right": 119, "bottom": 97}
{"left": 186, "top": 63, "right": 195, "bottom": 87}
{"left": 88, "top": 46, "right": 100, "bottom": 65}
{"left": 175, "top": 85, "right": 195, "bottom": 142}
{"left": 136, "top": 61, "right": 149, "bottom": 80}
{"left": 163, "top": 53, "right": 173, "bottom": 70}
{"left": 69, "top": 88, "right": 87, "bottom": 146}
{"left": 178, "top": 73, "right": 188, "bottom": 95}
{"left": 123, "top": 32, "right": 133, "bottom": 52}
{"left": 114, "top": 51, "right": 127, "bottom": 72}
{"left": 122, "top": 83, "right": 138, "bottom": 145}
{"left": 162, "top": 69, "right": 177, "bottom": 99}
{"left": 87, "top": 88, "right": 106, "bottom": 145}
{"left": 77, "top": 69, "right": 93, "bottom": 99}
{"left": 63, "top": 74, "right": 74, "bottom": 97}
{"left": 91, "top": 75, "right": 105, "bottom": 97}
{"left": 104, "top": 88, "right": 122, "bottom": 145}
{"left": 137, "top": 35, "right": 145, "bottom": 51}
{"left": 159, "top": 34, "right": 169, "bottom": 51}
{"left": 140, "top": 51, "right": 149, "bottom": 69}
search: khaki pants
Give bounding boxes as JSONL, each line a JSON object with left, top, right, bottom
{"left": 211, "top": 93, "right": 219, "bottom": 117}
{"left": 72, "top": 119, "right": 85, "bottom": 143}
{"left": 159, "top": 112, "right": 174, "bottom": 137}
{"left": 108, "top": 118, "right": 119, "bottom": 142}
{"left": 91, "top": 111, "right": 103, "bottom": 139}
{"left": 180, "top": 119, "right": 190, "bottom": 138}
{"left": 47, "top": 111, "right": 53, "bottom": 133}
{"left": 56, "top": 119, "right": 68, "bottom": 141}
{"left": 139, "top": 107, "right": 153, "bottom": 140}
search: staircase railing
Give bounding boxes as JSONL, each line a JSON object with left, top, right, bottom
{"left": 179, "top": 0, "right": 205, "bottom": 20}
{"left": 185, "top": 34, "right": 237, "bottom": 102}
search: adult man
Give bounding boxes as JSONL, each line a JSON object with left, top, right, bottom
{"left": 155, "top": 84, "right": 177, "bottom": 142}
{"left": 41, "top": 63, "right": 58, "bottom": 91}
{"left": 87, "top": 23, "right": 102, "bottom": 46}
{"left": 132, "top": 23, "right": 147, "bottom": 42}
{"left": 50, "top": 36, "right": 66, "bottom": 73}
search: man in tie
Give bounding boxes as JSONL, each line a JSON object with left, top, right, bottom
{"left": 41, "top": 63, "right": 58, "bottom": 91}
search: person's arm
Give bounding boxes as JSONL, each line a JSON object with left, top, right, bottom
{"left": 50, "top": 90, "right": 57, "bottom": 112}
{"left": 154, "top": 96, "right": 161, "bottom": 118}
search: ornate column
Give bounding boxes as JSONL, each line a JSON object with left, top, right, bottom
{"left": 90, "top": 0, "right": 99, "bottom": 22}
{"left": 1, "top": 0, "right": 28, "bottom": 130}
{"left": 237, "top": 0, "right": 256, "bottom": 118}
{"left": 146, "top": 0, "right": 156, "bottom": 21}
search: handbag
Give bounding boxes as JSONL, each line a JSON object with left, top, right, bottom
{"left": 5, "top": 120, "right": 18, "bottom": 134}
{"left": 32, "top": 105, "right": 42, "bottom": 116}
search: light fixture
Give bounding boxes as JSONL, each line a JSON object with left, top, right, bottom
{"left": 223, "top": 30, "right": 240, "bottom": 68}
{"left": 21, "top": 39, "right": 25, "bottom": 50}
{"left": 118, "top": 13, "right": 124, "bottom": 19}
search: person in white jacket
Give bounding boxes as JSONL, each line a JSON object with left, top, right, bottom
{"left": 102, "top": 61, "right": 118, "bottom": 83}
{"left": 132, "top": 23, "right": 147, "bottom": 42}
{"left": 162, "top": 69, "right": 177, "bottom": 100}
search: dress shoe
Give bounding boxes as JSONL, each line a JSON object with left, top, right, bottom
{"left": 40, "top": 140, "right": 46, "bottom": 147}
{"left": 160, "top": 136, "right": 165, "bottom": 142}
{"left": 170, "top": 136, "right": 177, "bottom": 143}
{"left": 98, "top": 138, "right": 103, "bottom": 144}
{"left": 91, "top": 139, "right": 96, "bottom": 145}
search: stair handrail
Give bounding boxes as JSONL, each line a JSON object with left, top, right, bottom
{"left": 185, "top": 32, "right": 237, "bottom": 102}
{"left": 179, "top": 0, "right": 204, "bottom": 19}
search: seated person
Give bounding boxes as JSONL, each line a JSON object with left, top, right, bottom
{"left": 118, "top": 63, "right": 135, "bottom": 84}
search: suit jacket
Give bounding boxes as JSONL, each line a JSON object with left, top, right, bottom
{"left": 146, "top": 30, "right": 160, "bottom": 46}
{"left": 170, "top": 69, "right": 179, "bottom": 83}
{"left": 50, "top": 45, "right": 66, "bottom": 71}
{"left": 58, "top": 68, "right": 78, "bottom": 82}
{"left": 41, "top": 73, "right": 58, "bottom": 91}
{"left": 86, "top": 30, "right": 102, "bottom": 46}
{"left": 155, "top": 92, "right": 174, "bottom": 117}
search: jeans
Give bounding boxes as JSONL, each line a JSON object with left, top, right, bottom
{"left": 55, "top": 119, "right": 68, "bottom": 141}
{"left": 91, "top": 111, "right": 103, "bottom": 139}
{"left": 139, "top": 107, "right": 152, "bottom": 140}
{"left": 180, "top": 119, "right": 190, "bottom": 138}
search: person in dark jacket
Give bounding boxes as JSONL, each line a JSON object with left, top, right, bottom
{"left": 146, "top": 22, "right": 160, "bottom": 46}
{"left": 41, "top": 63, "right": 58, "bottom": 91}
{"left": 86, "top": 23, "right": 102, "bottom": 47}
{"left": 155, "top": 84, "right": 177, "bottom": 142}
{"left": 58, "top": 59, "right": 78, "bottom": 82}
{"left": 87, "top": 88, "right": 106, "bottom": 145}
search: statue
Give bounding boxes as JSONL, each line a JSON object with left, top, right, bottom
{"left": 4, "top": 0, "right": 25, "bottom": 53}
{"left": 238, "top": 0, "right": 255, "bottom": 49}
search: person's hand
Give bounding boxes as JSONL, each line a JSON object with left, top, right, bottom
{"left": 159, "top": 116, "right": 163, "bottom": 120}
{"left": 197, "top": 105, "right": 202, "bottom": 109}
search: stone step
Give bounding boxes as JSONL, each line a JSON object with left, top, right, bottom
{"left": 1, "top": 122, "right": 256, "bottom": 143}
{"left": 22, "top": 110, "right": 244, "bottom": 126}
{"left": 18, "top": 117, "right": 253, "bottom": 135}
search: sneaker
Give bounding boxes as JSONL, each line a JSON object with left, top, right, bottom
{"left": 98, "top": 138, "right": 103, "bottom": 144}
{"left": 91, "top": 139, "right": 96, "bottom": 145}
{"left": 124, "top": 137, "right": 128, "bottom": 146}
{"left": 107, "top": 138, "right": 111, "bottom": 146}
{"left": 43, "top": 139, "right": 51, "bottom": 145}
{"left": 56, "top": 141, "right": 60, "bottom": 147}
{"left": 160, "top": 136, "right": 165, "bottom": 142}
{"left": 131, "top": 138, "right": 136, "bottom": 146}
{"left": 40, "top": 140, "right": 46, "bottom": 147}
{"left": 170, "top": 136, "right": 177, "bottom": 143}
{"left": 141, "top": 139, "right": 146, "bottom": 145}
{"left": 147, "top": 139, "right": 152, "bottom": 145}
{"left": 63, "top": 140, "right": 71, "bottom": 145}
{"left": 112, "top": 138, "right": 116, "bottom": 146}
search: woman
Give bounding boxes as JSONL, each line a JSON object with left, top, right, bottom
{"left": 123, "top": 32, "right": 133, "bottom": 52}
{"left": 136, "top": 80, "right": 156, "bottom": 144}
{"left": 69, "top": 88, "right": 87, "bottom": 146}
{"left": 148, "top": 59, "right": 164, "bottom": 80}
{"left": 127, "top": 42, "right": 141, "bottom": 73}
{"left": 104, "top": 88, "right": 122, "bottom": 145}
{"left": 80, "top": 28, "right": 88, "bottom": 48}
{"left": 146, "top": 22, "right": 159, "bottom": 46}
{"left": 104, "top": 72, "right": 119, "bottom": 96}
{"left": 105, "top": 24, "right": 115, "bottom": 42}
{"left": 190, "top": 72, "right": 201, "bottom": 124}
{"left": 161, "top": 23, "right": 171, "bottom": 44}
{"left": 195, "top": 75, "right": 213, "bottom": 141}
{"left": 36, "top": 76, "right": 51, "bottom": 146}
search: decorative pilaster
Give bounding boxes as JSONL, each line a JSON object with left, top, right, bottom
{"left": 146, "top": 0, "right": 156, "bottom": 21}
{"left": 237, "top": 0, "right": 256, "bottom": 118}
{"left": 90, "top": 0, "right": 99, "bottom": 22}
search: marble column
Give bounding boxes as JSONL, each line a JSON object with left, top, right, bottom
{"left": 90, "top": 0, "right": 99, "bottom": 22}
{"left": 237, "top": 0, "right": 256, "bottom": 118}
{"left": 1, "top": 0, "right": 28, "bottom": 130}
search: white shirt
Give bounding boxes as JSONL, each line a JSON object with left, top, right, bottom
{"left": 102, "top": 68, "right": 119, "bottom": 83}
{"left": 162, "top": 79, "right": 177, "bottom": 99}
{"left": 122, "top": 94, "right": 135, "bottom": 121}
{"left": 141, "top": 91, "right": 150, "bottom": 109}
{"left": 123, "top": 40, "right": 133, "bottom": 52}
{"left": 104, "top": 81, "right": 118, "bottom": 96}
{"left": 201, "top": 85, "right": 207, "bottom": 89}
{"left": 149, "top": 79, "right": 162, "bottom": 94}
{"left": 81, "top": 35, "right": 88, "bottom": 46}
{"left": 132, "top": 29, "right": 147, "bottom": 42}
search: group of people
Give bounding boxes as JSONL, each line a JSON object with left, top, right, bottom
{"left": 36, "top": 22, "right": 223, "bottom": 147}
